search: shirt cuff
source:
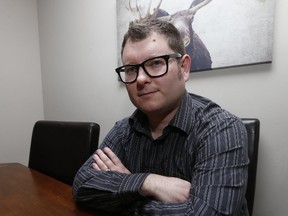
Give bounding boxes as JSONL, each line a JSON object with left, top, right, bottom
{"left": 118, "top": 173, "right": 150, "bottom": 203}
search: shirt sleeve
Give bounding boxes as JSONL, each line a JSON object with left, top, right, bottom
{"left": 125, "top": 117, "right": 249, "bottom": 216}
{"left": 73, "top": 116, "right": 249, "bottom": 216}
{"left": 72, "top": 120, "right": 149, "bottom": 213}
{"left": 73, "top": 159, "right": 148, "bottom": 213}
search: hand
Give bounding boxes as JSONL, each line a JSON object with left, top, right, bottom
{"left": 141, "top": 174, "right": 191, "bottom": 203}
{"left": 92, "top": 147, "right": 131, "bottom": 174}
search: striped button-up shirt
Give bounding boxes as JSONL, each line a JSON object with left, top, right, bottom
{"left": 73, "top": 91, "right": 249, "bottom": 216}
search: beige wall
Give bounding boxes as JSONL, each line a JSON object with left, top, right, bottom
{"left": 0, "top": 0, "right": 44, "bottom": 165}
{"left": 1, "top": 0, "right": 287, "bottom": 215}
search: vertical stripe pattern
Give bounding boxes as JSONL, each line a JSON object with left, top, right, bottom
{"left": 73, "top": 91, "right": 249, "bottom": 216}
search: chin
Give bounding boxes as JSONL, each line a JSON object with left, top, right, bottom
{"left": 139, "top": 103, "right": 163, "bottom": 114}
{"left": 131, "top": 95, "right": 164, "bottom": 113}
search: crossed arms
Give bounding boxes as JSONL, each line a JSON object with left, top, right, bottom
{"left": 73, "top": 118, "right": 249, "bottom": 215}
{"left": 93, "top": 147, "right": 191, "bottom": 203}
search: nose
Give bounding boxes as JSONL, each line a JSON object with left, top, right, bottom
{"left": 136, "top": 66, "right": 151, "bottom": 84}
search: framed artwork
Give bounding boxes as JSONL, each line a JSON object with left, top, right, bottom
{"left": 116, "top": 0, "right": 275, "bottom": 73}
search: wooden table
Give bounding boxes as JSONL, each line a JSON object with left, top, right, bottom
{"left": 0, "top": 163, "right": 106, "bottom": 215}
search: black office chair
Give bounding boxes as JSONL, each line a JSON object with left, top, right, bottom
{"left": 241, "top": 118, "right": 260, "bottom": 216}
{"left": 28, "top": 120, "right": 100, "bottom": 185}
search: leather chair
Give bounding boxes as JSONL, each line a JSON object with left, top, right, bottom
{"left": 28, "top": 120, "right": 100, "bottom": 185}
{"left": 241, "top": 118, "right": 260, "bottom": 216}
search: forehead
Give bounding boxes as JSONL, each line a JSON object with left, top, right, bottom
{"left": 122, "top": 33, "right": 171, "bottom": 64}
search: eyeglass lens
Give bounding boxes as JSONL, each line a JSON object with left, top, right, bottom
{"left": 116, "top": 53, "right": 181, "bottom": 84}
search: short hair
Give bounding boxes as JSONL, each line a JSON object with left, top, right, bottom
{"left": 121, "top": 19, "right": 186, "bottom": 56}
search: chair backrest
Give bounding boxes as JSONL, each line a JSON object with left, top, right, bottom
{"left": 241, "top": 118, "right": 260, "bottom": 216}
{"left": 28, "top": 120, "right": 100, "bottom": 185}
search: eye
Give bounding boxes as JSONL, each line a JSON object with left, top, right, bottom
{"left": 124, "top": 66, "right": 138, "bottom": 74}
{"left": 146, "top": 58, "right": 166, "bottom": 68}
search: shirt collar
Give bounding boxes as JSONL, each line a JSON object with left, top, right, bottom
{"left": 168, "top": 91, "right": 193, "bottom": 135}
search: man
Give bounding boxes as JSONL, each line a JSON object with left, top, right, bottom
{"left": 73, "top": 19, "right": 249, "bottom": 215}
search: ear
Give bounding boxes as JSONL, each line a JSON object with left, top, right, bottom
{"left": 180, "top": 54, "right": 191, "bottom": 82}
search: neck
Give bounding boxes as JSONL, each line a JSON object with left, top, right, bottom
{"left": 144, "top": 91, "right": 186, "bottom": 139}
{"left": 147, "top": 106, "right": 179, "bottom": 140}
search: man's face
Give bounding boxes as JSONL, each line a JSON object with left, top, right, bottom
{"left": 122, "top": 32, "right": 190, "bottom": 116}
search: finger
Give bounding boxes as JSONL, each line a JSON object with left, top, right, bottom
{"left": 103, "top": 147, "right": 121, "bottom": 165}
{"left": 93, "top": 153, "right": 109, "bottom": 170}
{"left": 91, "top": 162, "right": 100, "bottom": 170}
{"left": 103, "top": 147, "right": 131, "bottom": 174}
{"left": 96, "top": 149, "right": 114, "bottom": 168}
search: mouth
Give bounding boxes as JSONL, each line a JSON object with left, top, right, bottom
{"left": 138, "top": 90, "right": 158, "bottom": 97}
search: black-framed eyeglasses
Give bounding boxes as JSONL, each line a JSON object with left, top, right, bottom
{"left": 115, "top": 53, "right": 182, "bottom": 84}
